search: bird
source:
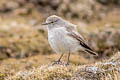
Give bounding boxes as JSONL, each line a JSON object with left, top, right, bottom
{"left": 42, "top": 15, "right": 98, "bottom": 65}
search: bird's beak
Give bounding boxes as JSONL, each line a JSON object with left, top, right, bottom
{"left": 42, "top": 23, "right": 49, "bottom": 25}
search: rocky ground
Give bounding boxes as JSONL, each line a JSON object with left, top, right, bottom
{"left": 0, "top": 0, "right": 120, "bottom": 80}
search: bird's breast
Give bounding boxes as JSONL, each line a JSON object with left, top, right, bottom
{"left": 48, "top": 27, "right": 67, "bottom": 53}
{"left": 48, "top": 27, "right": 79, "bottom": 53}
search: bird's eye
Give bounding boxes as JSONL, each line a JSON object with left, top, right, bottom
{"left": 48, "top": 19, "right": 58, "bottom": 25}
{"left": 50, "top": 20, "right": 58, "bottom": 23}
{"left": 51, "top": 21, "right": 54, "bottom": 23}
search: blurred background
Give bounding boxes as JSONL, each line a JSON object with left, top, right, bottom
{"left": 0, "top": 0, "right": 120, "bottom": 76}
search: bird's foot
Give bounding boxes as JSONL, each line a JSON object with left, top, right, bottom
{"left": 65, "top": 62, "right": 69, "bottom": 66}
{"left": 51, "top": 60, "right": 63, "bottom": 65}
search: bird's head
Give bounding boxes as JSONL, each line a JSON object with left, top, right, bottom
{"left": 42, "top": 15, "right": 62, "bottom": 26}
{"left": 42, "top": 15, "right": 76, "bottom": 31}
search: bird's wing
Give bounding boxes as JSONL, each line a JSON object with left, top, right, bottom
{"left": 67, "top": 31, "right": 98, "bottom": 56}
{"left": 67, "top": 31, "right": 93, "bottom": 51}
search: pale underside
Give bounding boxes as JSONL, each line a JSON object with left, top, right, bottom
{"left": 48, "top": 27, "right": 84, "bottom": 53}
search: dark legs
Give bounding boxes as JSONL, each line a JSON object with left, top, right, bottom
{"left": 66, "top": 52, "right": 70, "bottom": 65}
{"left": 52, "top": 53, "right": 64, "bottom": 65}
{"left": 56, "top": 53, "right": 64, "bottom": 62}
{"left": 52, "top": 52, "right": 71, "bottom": 66}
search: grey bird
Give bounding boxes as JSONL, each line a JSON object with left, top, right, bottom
{"left": 42, "top": 15, "right": 98, "bottom": 65}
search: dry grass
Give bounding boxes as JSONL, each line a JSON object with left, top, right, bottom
{"left": 1, "top": 52, "right": 119, "bottom": 80}
{"left": 0, "top": 53, "right": 91, "bottom": 80}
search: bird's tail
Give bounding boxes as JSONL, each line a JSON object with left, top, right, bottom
{"left": 85, "top": 49, "right": 98, "bottom": 56}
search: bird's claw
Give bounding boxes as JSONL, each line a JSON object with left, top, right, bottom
{"left": 65, "top": 62, "right": 69, "bottom": 66}
{"left": 52, "top": 60, "right": 62, "bottom": 65}
{"left": 51, "top": 60, "right": 70, "bottom": 66}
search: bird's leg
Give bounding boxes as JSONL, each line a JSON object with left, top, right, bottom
{"left": 56, "top": 53, "right": 64, "bottom": 62}
{"left": 65, "top": 52, "right": 70, "bottom": 66}
{"left": 52, "top": 53, "right": 64, "bottom": 65}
